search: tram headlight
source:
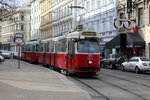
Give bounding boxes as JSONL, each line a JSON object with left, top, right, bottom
{"left": 88, "top": 61, "right": 93, "bottom": 65}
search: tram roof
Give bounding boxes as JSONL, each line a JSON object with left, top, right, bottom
{"left": 52, "top": 35, "right": 65, "bottom": 41}
{"left": 66, "top": 30, "right": 98, "bottom": 39}
{"left": 25, "top": 40, "right": 40, "bottom": 44}
{"left": 41, "top": 38, "right": 52, "bottom": 43}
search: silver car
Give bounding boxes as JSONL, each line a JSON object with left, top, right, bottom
{"left": 0, "top": 50, "right": 12, "bottom": 59}
{"left": 121, "top": 57, "right": 150, "bottom": 73}
{"left": 0, "top": 55, "right": 4, "bottom": 62}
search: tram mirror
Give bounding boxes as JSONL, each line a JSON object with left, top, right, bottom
{"left": 74, "top": 38, "right": 79, "bottom": 42}
{"left": 72, "top": 39, "right": 75, "bottom": 42}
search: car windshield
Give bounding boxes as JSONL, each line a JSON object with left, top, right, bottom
{"left": 77, "top": 39, "right": 100, "bottom": 53}
{"left": 140, "top": 57, "right": 150, "bottom": 61}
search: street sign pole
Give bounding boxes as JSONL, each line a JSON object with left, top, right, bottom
{"left": 14, "top": 32, "right": 24, "bottom": 69}
{"left": 18, "top": 45, "right": 20, "bottom": 69}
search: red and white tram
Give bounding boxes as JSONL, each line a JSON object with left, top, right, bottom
{"left": 22, "top": 28, "right": 101, "bottom": 75}
{"left": 22, "top": 40, "right": 39, "bottom": 63}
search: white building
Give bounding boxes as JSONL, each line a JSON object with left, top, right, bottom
{"left": 76, "top": 0, "right": 117, "bottom": 57}
{"left": 31, "top": 0, "right": 41, "bottom": 40}
{"left": 40, "top": 0, "right": 77, "bottom": 38}
{"left": 0, "top": 5, "right": 31, "bottom": 50}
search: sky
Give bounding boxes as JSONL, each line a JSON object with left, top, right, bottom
{"left": 0, "top": 0, "right": 29, "bottom": 7}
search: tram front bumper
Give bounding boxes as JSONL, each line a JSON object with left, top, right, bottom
{"left": 75, "top": 67, "right": 100, "bottom": 72}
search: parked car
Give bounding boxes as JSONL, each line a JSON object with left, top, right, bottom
{"left": 121, "top": 57, "right": 150, "bottom": 73}
{"left": 0, "top": 55, "right": 5, "bottom": 62}
{"left": 100, "top": 54, "right": 127, "bottom": 69}
{"left": 0, "top": 50, "right": 12, "bottom": 59}
{"left": 13, "top": 52, "right": 21, "bottom": 59}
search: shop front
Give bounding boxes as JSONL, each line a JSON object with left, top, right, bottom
{"left": 106, "top": 32, "right": 145, "bottom": 59}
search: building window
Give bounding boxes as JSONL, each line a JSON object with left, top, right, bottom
{"left": 138, "top": 8, "right": 144, "bottom": 26}
{"left": 21, "top": 15, "right": 24, "bottom": 21}
{"left": 21, "top": 25, "right": 24, "bottom": 31}
{"left": 102, "top": 18, "right": 105, "bottom": 32}
{"left": 109, "top": 16, "right": 113, "bottom": 30}
{"left": 149, "top": 5, "right": 150, "bottom": 24}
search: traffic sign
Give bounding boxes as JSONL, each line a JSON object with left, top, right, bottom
{"left": 14, "top": 33, "right": 24, "bottom": 45}
{"left": 15, "top": 38, "right": 23, "bottom": 44}
{"left": 15, "top": 33, "right": 23, "bottom": 39}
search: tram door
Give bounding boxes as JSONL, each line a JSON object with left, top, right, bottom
{"left": 67, "top": 39, "right": 75, "bottom": 70}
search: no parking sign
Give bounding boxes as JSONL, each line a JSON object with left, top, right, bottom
{"left": 14, "top": 33, "right": 24, "bottom": 69}
{"left": 14, "top": 33, "right": 24, "bottom": 45}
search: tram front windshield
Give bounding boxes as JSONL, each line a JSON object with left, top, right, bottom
{"left": 77, "top": 39, "right": 100, "bottom": 53}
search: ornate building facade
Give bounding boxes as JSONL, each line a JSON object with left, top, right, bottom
{"left": 40, "top": 0, "right": 76, "bottom": 39}
{"left": 0, "top": 5, "right": 31, "bottom": 50}
{"left": 116, "top": 0, "right": 150, "bottom": 58}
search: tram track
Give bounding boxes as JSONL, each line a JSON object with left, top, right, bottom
{"left": 100, "top": 73, "right": 150, "bottom": 88}
{"left": 102, "top": 68, "right": 150, "bottom": 81}
{"left": 96, "top": 76, "right": 148, "bottom": 100}
{"left": 67, "top": 76, "right": 111, "bottom": 100}
{"left": 68, "top": 73, "right": 149, "bottom": 100}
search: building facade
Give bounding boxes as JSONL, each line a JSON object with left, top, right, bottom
{"left": 31, "top": 0, "right": 41, "bottom": 40}
{"left": 116, "top": 0, "right": 150, "bottom": 58}
{"left": 76, "top": 0, "right": 117, "bottom": 57}
{"left": 0, "top": 5, "right": 31, "bottom": 50}
{"left": 40, "top": 0, "right": 77, "bottom": 39}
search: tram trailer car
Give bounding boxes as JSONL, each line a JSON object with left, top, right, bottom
{"left": 22, "top": 41, "right": 39, "bottom": 63}
{"left": 38, "top": 38, "right": 52, "bottom": 66}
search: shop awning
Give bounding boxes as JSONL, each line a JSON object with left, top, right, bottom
{"left": 126, "top": 32, "right": 145, "bottom": 48}
{"left": 106, "top": 34, "right": 121, "bottom": 48}
{"left": 106, "top": 32, "right": 145, "bottom": 49}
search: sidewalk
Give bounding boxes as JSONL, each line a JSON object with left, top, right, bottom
{"left": 0, "top": 59, "right": 91, "bottom": 100}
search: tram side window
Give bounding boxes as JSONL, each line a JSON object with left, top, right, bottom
{"left": 25, "top": 45, "right": 27, "bottom": 52}
{"left": 29, "top": 45, "right": 31, "bottom": 52}
{"left": 39, "top": 44, "right": 43, "bottom": 52}
{"left": 41, "top": 45, "right": 44, "bottom": 52}
{"left": 27, "top": 45, "right": 31, "bottom": 52}
{"left": 50, "top": 41, "right": 54, "bottom": 53}
{"left": 68, "top": 40, "right": 75, "bottom": 54}
{"left": 58, "top": 39, "right": 67, "bottom": 52}
{"left": 32, "top": 45, "right": 35, "bottom": 52}
{"left": 55, "top": 42, "right": 59, "bottom": 53}
{"left": 44, "top": 43, "right": 46, "bottom": 53}
{"left": 46, "top": 42, "right": 50, "bottom": 52}
{"left": 36, "top": 44, "right": 38, "bottom": 52}
{"left": 22, "top": 46, "right": 25, "bottom": 52}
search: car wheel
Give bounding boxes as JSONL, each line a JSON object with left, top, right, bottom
{"left": 109, "top": 63, "right": 114, "bottom": 69}
{"left": 121, "top": 65, "right": 125, "bottom": 71}
{"left": 135, "top": 67, "right": 140, "bottom": 74}
{"left": 101, "top": 62, "right": 105, "bottom": 68}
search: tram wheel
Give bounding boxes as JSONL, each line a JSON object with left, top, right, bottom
{"left": 61, "top": 69, "right": 70, "bottom": 76}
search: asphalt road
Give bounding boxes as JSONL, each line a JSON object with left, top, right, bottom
{"left": 2, "top": 59, "right": 150, "bottom": 100}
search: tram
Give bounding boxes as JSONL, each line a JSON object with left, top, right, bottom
{"left": 22, "top": 27, "right": 101, "bottom": 75}
{"left": 22, "top": 40, "right": 39, "bottom": 63}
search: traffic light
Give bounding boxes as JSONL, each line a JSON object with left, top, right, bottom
{"left": 127, "top": 0, "right": 132, "bottom": 13}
